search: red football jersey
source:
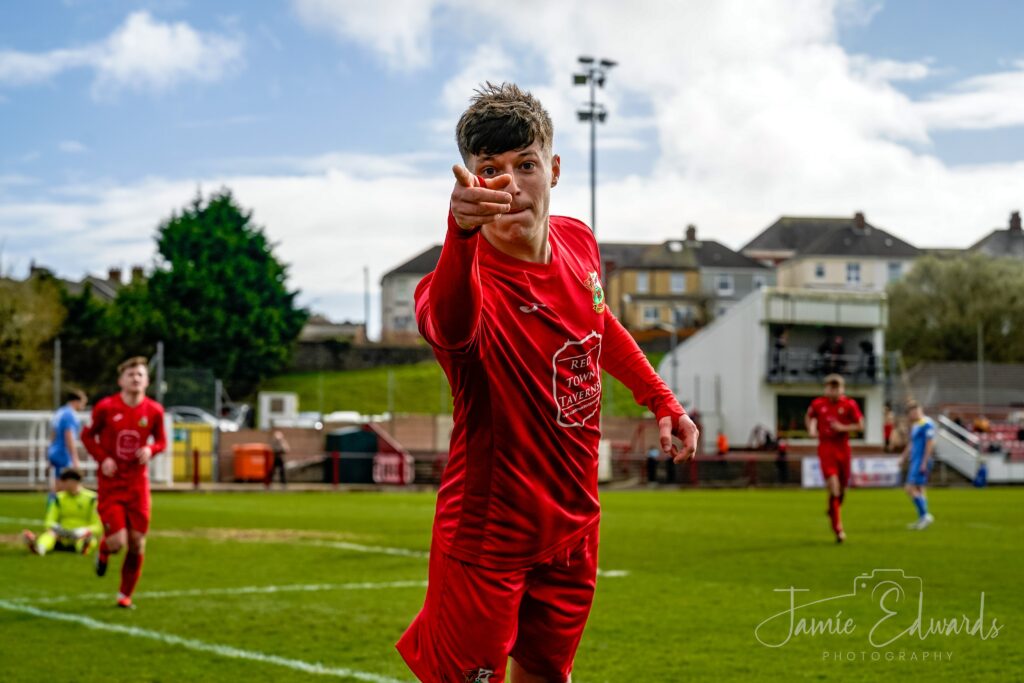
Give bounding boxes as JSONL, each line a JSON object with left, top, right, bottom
{"left": 82, "top": 394, "right": 167, "bottom": 492}
{"left": 807, "top": 396, "right": 863, "bottom": 443}
{"left": 417, "top": 213, "right": 682, "bottom": 569}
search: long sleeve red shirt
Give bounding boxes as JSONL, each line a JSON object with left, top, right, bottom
{"left": 416, "top": 212, "right": 683, "bottom": 569}
{"left": 81, "top": 394, "right": 166, "bottom": 493}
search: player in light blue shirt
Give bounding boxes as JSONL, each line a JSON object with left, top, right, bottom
{"left": 901, "top": 400, "right": 935, "bottom": 529}
{"left": 48, "top": 390, "right": 86, "bottom": 479}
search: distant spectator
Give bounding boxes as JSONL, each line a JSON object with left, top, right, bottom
{"left": 883, "top": 403, "right": 895, "bottom": 452}
{"left": 268, "top": 430, "right": 290, "bottom": 487}
{"left": 776, "top": 438, "right": 789, "bottom": 484}
{"left": 973, "top": 416, "right": 990, "bottom": 434}
{"left": 716, "top": 430, "right": 729, "bottom": 456}
{"left": 770, "top": 329, "right": 788, "bottom": 379}
{"left": 859, "top": 339, "right": 876, "bottom": 380}
{"left": 646, "top": 446, "right": 659, "bottom": 486}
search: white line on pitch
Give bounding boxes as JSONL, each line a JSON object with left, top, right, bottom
{"left": 12, "top": 580, "right": 429, "bottom": 606}
{"left": 201, "top": 535, "right": 630, "bottom": 577}
{"left": 0, "top": 599, "right": 411, "bottom": 683}
{"left": 0, "top": 515, "right": 44, "bottom": 526}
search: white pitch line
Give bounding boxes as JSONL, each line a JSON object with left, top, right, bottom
{"left": 306, "top": 539, "right": 430, "bottom": 558}
{"left": 0, "top": 515, "right": 44, "bottom": 526}
{"left": 3, "top": 516, "right": 630, "bottom": 577}
{"left": 0, "top": 599, "right": 411, "bottom": 683}
{"left": 13, "top": 580, "right": 429, "bottom": 606}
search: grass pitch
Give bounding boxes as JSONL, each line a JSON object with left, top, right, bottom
{"left": 0, "top": 487, "right": 1020, "bottom": 682}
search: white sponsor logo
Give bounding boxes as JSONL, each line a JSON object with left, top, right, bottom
{"left": 551, "top": 331, "right": 602, "bottom": 428}
{"left": 518, "top": 303, "right": 547, "bottom": 314}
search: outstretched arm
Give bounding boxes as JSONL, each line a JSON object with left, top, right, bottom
{"left": 602, "top": 314, "right": 698, "bottom": 462}
{"left": 418, "top": 166, "right": 513, "bottom": 350}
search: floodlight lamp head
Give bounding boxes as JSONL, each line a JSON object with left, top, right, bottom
{"left": 578, "top": 55, "right": 595, "bottom": 65}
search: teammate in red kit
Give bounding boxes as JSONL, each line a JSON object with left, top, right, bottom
{"left": 81, "top": 356, "right": 166, "bottom": 608}
{"left": 396, "top": 83, "right": 699, "bottom": 683}
{"left": 805, "top": 374, "right": 863, "bottom": 543}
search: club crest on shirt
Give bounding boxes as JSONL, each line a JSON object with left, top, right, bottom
{"left": 551, "top": 331, "right": 603, "bottom": 428}
{"left": 139, "top": 417, "right": 149, "bottom": 428}
{"left": 585, "top": 271, "right": 605, "bottom": 314}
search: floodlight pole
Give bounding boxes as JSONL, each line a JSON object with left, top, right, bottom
{"left": 573, "top": 56, "right": 616, "bottom": 236}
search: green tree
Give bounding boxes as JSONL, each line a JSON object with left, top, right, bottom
{"left": 0, "top": 274, "right": 65, "bottom": 408}
{"left": 887, "top": 254, "right": 1024, "bottom": 366}
{"left": 135, "top": 189, "right": 308, "bottom": 395}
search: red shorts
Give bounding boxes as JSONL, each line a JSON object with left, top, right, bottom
{"left": 98, "top": 483, "right": 151, "bottom": 535}
{"left": 397, "top": 524, "right": 599, "bottom": 683}
{"left": 818, "top": 442, "right": 851, "bottom": 487}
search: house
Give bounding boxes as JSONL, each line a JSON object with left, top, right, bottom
{"left": 600, "top": 225, "right": 773, "bottom": 329}
{"left": 969, "top": 211, "right": 1024, "bottom": 259}
{"left": 658, "top": 286, "right": 890, "bottom": 450}
{"left": 379, "top": 245, "right": 441, "bottom": 344}
{"left": 742, "top": 213, "right": 919, "bottom": 292}
{"left": 299, "top": 314, "right": 366, "bottom": 344}
{"left": 28, "top": 263, "right": 136, "bottom": 303}
{"left": 381, "top": 226, "right": 768, "bottom": 342}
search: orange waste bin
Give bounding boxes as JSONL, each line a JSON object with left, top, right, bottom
{"left": 233, "top": 443, "right": 271, "bottom": 482}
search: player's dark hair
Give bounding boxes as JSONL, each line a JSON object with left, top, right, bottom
{"left": 59, "top": 468, "right": 82, "bottom": 482}
{"left": 64, "top": 389, "right": 86, "bottom": 405}
{"left": 456, "top": 82, "right": 554, "bottom": 162}
{"left": 117, "top": 356, "right": 149, "bottom": 375}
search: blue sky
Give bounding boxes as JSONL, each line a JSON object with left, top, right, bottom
{"left": 2, "top": 1, "right": 1023, "bottom": 333}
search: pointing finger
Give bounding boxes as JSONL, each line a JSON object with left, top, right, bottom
{"left": 452, "top": 164, "right": 478, "bottom": 188}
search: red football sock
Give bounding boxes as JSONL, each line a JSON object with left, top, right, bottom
{"left": 99, "top": 537, "right": 112, "bottom": 562}
{"left": 119, "top": 552, "right": 144, "bottom": 597}
{"left": 829, "top": 495, "right": 842, "bottom": 533}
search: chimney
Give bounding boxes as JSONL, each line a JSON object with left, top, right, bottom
{"left": 131, "top": 265, "right": 145, "bottom": 282}
{"left": 108, "top": 267, "right": 122, "bottom": 284}
{"left": 685, "top": 224, "right": 697, "bottom": 242}
{"left": 853, "top": 212, "right": 866, "bottom": 232}
{"left": 1011, "top": 211, "right": 1022, "bottom": 232}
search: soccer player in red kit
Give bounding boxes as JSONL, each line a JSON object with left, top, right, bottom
{"left": 395, "top": 83, "right": 699, "bottom": 683}
{"left": 81, "top": 356, "right": 166, "bottom": 608}
{"left": 805, "top": 374, "right": 863, "bottom": 543}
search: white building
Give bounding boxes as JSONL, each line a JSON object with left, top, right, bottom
{"left": 658, "top": 287, "right": 889, "bottom": 451}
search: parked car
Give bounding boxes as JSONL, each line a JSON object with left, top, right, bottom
{"left": 168, "top": 406, "right": 241, "bottom": 432}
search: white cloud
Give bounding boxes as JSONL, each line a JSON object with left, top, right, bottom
{"left": 292, "top": 0, "right": 435, "bottom": 71}
{"left": 58, "top": 140, "right": 88, "bottom": 154}
{"left": 917, "top": 61, "right": 1024, "bottom": 130}
{"left": 5, "top": 0, "right": 1024, "bottom": 331}
{"left": 0, "top": 11, "right": 243, "bottom": 95}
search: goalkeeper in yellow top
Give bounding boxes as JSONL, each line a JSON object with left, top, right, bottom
{"left": 22, "top": 469, "right": 102, "bottom": 556}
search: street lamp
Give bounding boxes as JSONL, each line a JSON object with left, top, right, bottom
{"left": 573, "top": 55, "right": 616, "bottom": 235}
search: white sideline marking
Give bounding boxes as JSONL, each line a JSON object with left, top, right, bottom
{"left": 306, "top": 539, "right": 429, "bottom": 558}
{"left": 4, "top": 516, "right": 631, "bottom": 577}
{"left": 0, "top": 599, "right": 411, "bottom": 683}
{"left": 15, "top": 580, "right": 428, "bottom": 605}
{"left": 0, "top": 515, "right": 44, "bottom": 526}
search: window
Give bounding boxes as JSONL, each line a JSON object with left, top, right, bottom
{"left": 635, "top": 271, "right": 650, "bottom": 293}
{"left": 393, "top": 315, "right": 413, "bottom": 330}
{"left": 643, "top": 305, "right": 660, "bottom": 323}
{"left": 715, "top": 273, "right": 734, "bottom": 296}
{"left": 814, "top": 263, "right": 825, "bottom": 279}
{"left": 753, "top": 275, "right": 767, "bottom": 290}
{"left": 670, "top": 272, "right": 686, "bottom": 293}
{"left": 846, "top": 262, "right": 861, "bottom": 285}
{"left": 888, "top": 261, "right": 902, "bottom": 282}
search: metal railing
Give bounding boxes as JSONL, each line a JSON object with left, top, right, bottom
{"left": 767, "top": 350, "right": 881, "bottom": 385}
